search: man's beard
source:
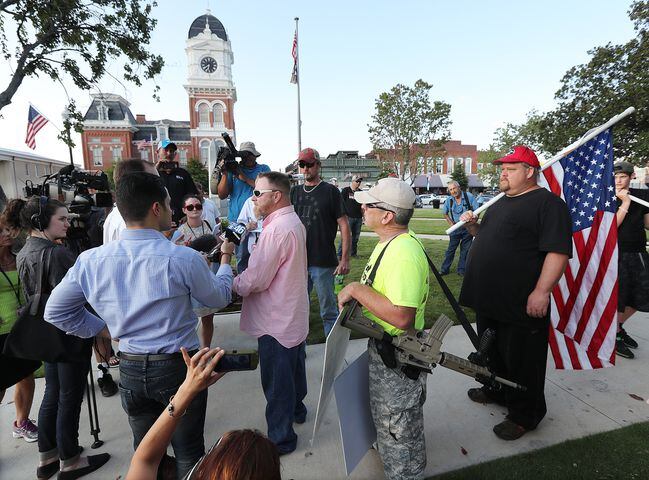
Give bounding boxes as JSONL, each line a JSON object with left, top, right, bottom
{"left": 499, "top": 179, "right": 510, "bottom": 192}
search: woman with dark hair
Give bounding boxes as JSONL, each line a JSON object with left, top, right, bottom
{"left": 5, "top": 197, "right": 110, "bottom": 479}
{"left": 125, "top": 347, "right": 281, "bottom": 480}
{"left": 0, "top": 201, "right": 39, "bottom": 443}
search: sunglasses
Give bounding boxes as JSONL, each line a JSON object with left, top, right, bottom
{"left": 184, "top": 203, "right": 203, "bottom": 211}
{"left": 353, "top": 179, "right": 362, "bottom": 183}
{"left": 252, "top": 189, "right": 279, "bottom": 197}
{"left": 298, "top": 161, "right": 317, "bottom": 169}
{"left": 365, "top": 203, "right": 395, "bottom": 213}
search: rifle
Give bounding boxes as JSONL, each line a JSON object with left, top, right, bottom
{"left": 340, "top": 300, "right": 525, "bottom": 391}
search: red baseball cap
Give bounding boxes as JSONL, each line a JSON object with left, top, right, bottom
{"left": 494, "top": 146, "right": 540, "bottom": 168}
{"left": 297, "top": 147, "right": 320, "bottom": 165}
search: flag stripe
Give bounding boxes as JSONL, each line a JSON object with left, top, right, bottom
{"left": 25, "top": 106, "right": 49, "bottom": 150}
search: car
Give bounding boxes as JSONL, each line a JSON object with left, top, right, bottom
{"left": 476, "top": 193, "right": 495, "bottom": 207}
{"left": 414, "top": 196, "right": 423, "bottom": 208}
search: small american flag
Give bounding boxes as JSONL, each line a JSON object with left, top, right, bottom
{"left": 290, "top": 28, "right": 298, "bottom": 84}
{"left": 539, "top": 129, "right": 618, "bottom": 369}
{"left": 135, "top": 139, "right": 152, "bottom": 150}
{"left": 25, "top": 105, "right": 48, "bottom": 150}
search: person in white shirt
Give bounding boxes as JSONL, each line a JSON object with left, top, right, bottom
{"left": 235, "top": 196, "right": 262, "bottom": 273}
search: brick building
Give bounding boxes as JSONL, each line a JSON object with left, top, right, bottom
{"left": 80, "top": 11, "right": 237, "bottom": 171}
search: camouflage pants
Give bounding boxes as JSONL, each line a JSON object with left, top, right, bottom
{"left": 368, "top": 339, "right": 427, "bottom": 480}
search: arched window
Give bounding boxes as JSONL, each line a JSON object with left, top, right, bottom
{"left": 465, "top": 157, "right": 472, "bottom": 174}
{"left": 198, "top": 103, "right": 210, "bottom": 128}
{"left": 200, "top": 139, "right": 210, "bottom": 165}
{"left": 446, "top": 157, "right": 454, "bottom": 173}
{"left": 213, "top": 104, "right": 224, "bottom": 127}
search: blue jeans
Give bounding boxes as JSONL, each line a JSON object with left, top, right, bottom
{"left": 38, "top": 361, "right": 90, "bottom": 460}
{"left": 308, "top": 266, "right": 339, "bottom": 337}
{"left": 441, "top": 229, "right": 473, "bottom": 274}
{"left": 258, "top": 336, "right": 307, "bottom": 454}
{"left": 338, "top": 216, "right": 363, "bottom": 257}
{"left": 118, "top": 354, "right": 207, "bottom": 478}
{"left": 236, "top": 241, "right": 249, "bottom": 274}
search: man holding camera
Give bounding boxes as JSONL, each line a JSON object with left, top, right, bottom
{"left": 156, "top": 139, "right": 198, "bottom": 225}
{"left": 233, "top": 171, "right": 308, "bottom": 455}
{"left": 337, "top": 178, "right": 429, "bottom": 480}
{"left": 291, "top": 147, "right": 350, "bottom": 337}
{"left": 45, "top": 172, "right": 234, "bottom": 478}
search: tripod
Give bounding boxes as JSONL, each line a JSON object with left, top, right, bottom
{"left": 86, "top": 364, "right": 103, "bottom": 448}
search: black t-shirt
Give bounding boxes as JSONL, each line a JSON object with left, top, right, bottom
{"left": 617, "top": 188, "right": 649, "bottom": 252}
{"left": 459, "top": 188, "right": 573, "bottom": 327}
{"left": 290, "top": 181, "right": 344, "bottom": 267}
{"left": 340, "top": 186, "right": 363, "bottom": 218}
{"left": 159, "top": 167, "right": 198, "bottom": 223}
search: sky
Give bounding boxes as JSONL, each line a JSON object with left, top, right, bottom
{"left": 0, "top": 0, "right": 637, "bottom": 171}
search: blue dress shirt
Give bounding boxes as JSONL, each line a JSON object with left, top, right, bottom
{"left": 44, "top": 229, "right": 232, "bottom": 354}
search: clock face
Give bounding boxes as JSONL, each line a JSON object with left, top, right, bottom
{"left": 201, "top": 56, "right": 218, "bottom": 73}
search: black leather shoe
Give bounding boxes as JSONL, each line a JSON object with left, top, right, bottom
{"left": 57, "top": 453, "right": 110, "bottom": 480}
{"left": 97, "top": 374, "right": 118, "bottom": 397}
{"left": 37, "top": 462, "right": 59, "bottom": 480}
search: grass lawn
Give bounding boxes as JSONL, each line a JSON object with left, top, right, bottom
{"left": 429, "top": 421, "right": 649, "bottom": 480}
{"left": 361, "top": 220, "right": 450, "bottom": 236}
{"left": 413, "top": 208, "right": 445, "bottom": 219}
{"left": 306, "top": 236, "right": 470, "bottom": 344}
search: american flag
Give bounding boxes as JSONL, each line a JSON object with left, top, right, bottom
{"left": 290, "top": 28, "right": 298, "bottom": 84}
{"left": 135, "top": 139, "right": 152, "bottom": 150}
{"left": 539, "top": 129, "right": 618, "bottom": 369}
{"left": 25, "top": 105, "right": 49, "bottom": 150}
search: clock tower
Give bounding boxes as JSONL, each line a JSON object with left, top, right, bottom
{"left": 185, "top": 10, "right": 236, "bottom": 165}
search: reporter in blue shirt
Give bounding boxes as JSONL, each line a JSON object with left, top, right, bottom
{"left": 45, "top": 172, "right": 234, "bottom": 478}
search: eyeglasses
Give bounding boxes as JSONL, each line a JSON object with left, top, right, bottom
{"left": 184, "top": 204, "right": 203, "bottom": 211}
{"left": 353, "top": 179, "right": 362, "bottom": 183}
{"left": 252, "top": 189, "right": 279, "bottom": 197}
{"left": 365, "top": 203, "right": 395, "bottom": 213}
{"left": 298, "top": 161, "right": 317, "bottom": 169}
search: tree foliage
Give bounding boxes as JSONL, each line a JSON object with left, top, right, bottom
{"left": 476, "top": 149, "right": 501, "bottom": 189}
{"left": 492, "top": 1, "right": 649, "bottom": 164}
{"left": 368, "top": 79, "right": 452, "bottom": 180}
{"left": 186, "top": 158, "right": 208, "bottom": 191}
{"left": 450, "top": 162, "right": 468, "bottom": 191}
{"left": 0, "top": 0, "right": 164, "bottom": 144}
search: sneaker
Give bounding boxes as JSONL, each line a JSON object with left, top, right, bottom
{"left": 616, "top": 336, "right": 635, "bottom": 359}
{"left": 619, "top": 327, "right": 638, "bottom": 349}
{"left": 13, "top": 418, "right": 38, "bottom": 442}
{"left": 97, "top": 373, "right": 118, "bottom": 397}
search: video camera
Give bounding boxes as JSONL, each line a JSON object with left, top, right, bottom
{"left": 215, "top": 132, "right": 242, "bottom": 174}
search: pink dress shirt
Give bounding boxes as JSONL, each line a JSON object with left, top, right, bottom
{"left": 233, "top": 205, "right": 309, "bottom": 348}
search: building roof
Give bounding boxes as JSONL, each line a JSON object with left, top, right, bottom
{"left": 188, "top": 13, "right": 228, "bottom": 41}
{"left": 0, "top": 147, "right": 70, "bottom": 166}
{"left": 83, "top": 94, "right": 136, "bottom": 123}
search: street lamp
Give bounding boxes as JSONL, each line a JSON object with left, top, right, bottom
{"left": 61, "top": 106, "right": 75, "bottom": 168}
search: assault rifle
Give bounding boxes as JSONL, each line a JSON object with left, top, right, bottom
{"left": 340, "top": 300, "right": 525, "bottom": 391}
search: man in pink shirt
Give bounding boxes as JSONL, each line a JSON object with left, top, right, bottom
{"left": 233, "top": 171, "right": 309, "bottom": 455}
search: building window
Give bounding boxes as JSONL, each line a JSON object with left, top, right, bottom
{"left": 465, "top": 157, "right": 472, "bottom": 174}
{"left": 34, "top": 164, "right": 39, "bottom": 177}
{"left": 198, "top": 104, "right": 210, "bottom": 129}
{"left": 140, "top": 149, "right": 149, "bottom": 161}
{"left": 178, "top": 149, "right": 187, "bottom": 166}
{"left": 213, "top": 104, "right": 224, "bottom": 127}
{"left": 200, "top": 139, "right": 210, "bottom": 165}
{"left": 93, "top": 147, "right": 103, "bottom": 166}
{"left": 97, "top": 101, "right": 109, "bottom": 121}
{"left": 112, "top": 147, "right": 122, "bottom": 162}
{"left": 156, "top": 124, "right": 168, "bottom": 142}
{"left": 90, "top": 137, "right": 100, "bottom": 143}
{"left": 112, "top": 138, "right": 120, "bottom": 143}
{"left": 435, "top": 158, "right": 443, "bottom": 173}
{"left": 446, "top": 157, "right": 454, "bottom": 173}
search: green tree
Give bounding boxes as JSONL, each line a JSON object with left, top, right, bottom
{"left": 450, "top": 162, "right": 468, "bottom": 191}
{"left": 0, "top": 0, "right": 164, "bottom": 145}
{"left": 477, "top": 149, "right": 501, "bottom": 189}
{"left": 493, "top": 1, "right": 649, "bottom": 164}
{"left": 186, "top": 158, "right": 208, "bottom": 191}
{"left": 103, "top": 164, "right": 116, "bottom": 191}
{"left": 368, "top": 79, "right": 452, "bottom": 181}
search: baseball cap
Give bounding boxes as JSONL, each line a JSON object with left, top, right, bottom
{"left": 494, "top": 146, "right": 540, "bottom": 168}
{"left": 354, "top": 177, "right": 416, "bottom": 210}
{"left": 352, "top": 174, "right": 362, "bottom": 182}
{"left": 158, "top": 139, "right": 177, "bottom": 150}
{"left": 239, "top": 141, "right": 261, "bottom": 157}
{"left": 613, "top": 161, "right": 634, "bottom": 175}
{"left": 297, "top": 148, "right": 320, "bottom": 165}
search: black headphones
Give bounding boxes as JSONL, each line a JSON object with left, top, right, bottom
{"left": 30, "top": 196, "right": 49, "bottom": 231}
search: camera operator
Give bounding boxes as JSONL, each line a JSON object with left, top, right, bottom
{"left": 216, "top": 141, "right": 269, "bottom": 271}
{"left": 44, "top": 172, "right": 234, "bottom": 479}
{"left": 336, "top": 178, "right": 429, "bottom": 480}
{"left": 233, "top": 172, "right": 308, "bottom": 456}
{"left": 156, "top": 140, "right": 198, "bottom": 225}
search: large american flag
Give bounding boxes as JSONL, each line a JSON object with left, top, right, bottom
{"left": 25, "top": 105, "right": 48, "bottom": 150}
{"left": 539, "top": 129, "right": 618, "bottom": 369}
{"left": 290, "top": 28, "right": 299, "bottom": 84}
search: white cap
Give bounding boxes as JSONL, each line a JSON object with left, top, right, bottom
{"left": 354, "top": 177, "right": 416, "bottom": 210}
{"left": 239, "top": 141, "right": 261, "bottom": 157}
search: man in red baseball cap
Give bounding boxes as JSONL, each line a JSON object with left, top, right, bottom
{"left": 458, "top": 145, "right": 573, "bottom": 441}
{"left": 290, "top": 147, "right": 351, "bottom": 337}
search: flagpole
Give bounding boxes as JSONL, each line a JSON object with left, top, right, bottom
{"left": 150, "top": 134, "right": 155, "bottom": 162}
{"left": 295, "top": 17, "right": 302, "bottom": 153}
{"left": 447, "top": 107, "right": 637, "bottom": 234}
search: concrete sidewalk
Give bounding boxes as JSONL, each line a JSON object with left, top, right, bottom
{"left": 2, "top": 313, "right": 649, "bottom": 479}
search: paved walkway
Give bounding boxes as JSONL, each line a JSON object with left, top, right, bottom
{"left": 2, "top": 313, "right": 649, "bottom": 479}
